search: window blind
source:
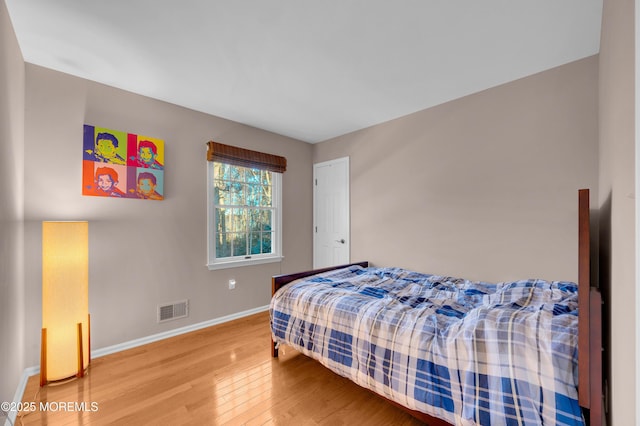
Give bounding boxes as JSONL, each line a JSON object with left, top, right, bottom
{"left": 206, "top": 141, "right": 287, "bottom": 173}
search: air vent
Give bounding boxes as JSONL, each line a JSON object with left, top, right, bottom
{"left": 158, "top": 300, "right": 189, "bottom": 323}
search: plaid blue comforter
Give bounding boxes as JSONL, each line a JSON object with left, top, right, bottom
{"left": 270, "top": 266, "right": 583, "bottom": 425}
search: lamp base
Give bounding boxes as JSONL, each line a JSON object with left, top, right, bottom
{"left": 40, "top": 315, "right": 91, "bottom": 387}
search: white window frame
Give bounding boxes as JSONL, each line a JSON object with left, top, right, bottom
{"left": 206, "top": 161, "right": 283, "bottom": 270}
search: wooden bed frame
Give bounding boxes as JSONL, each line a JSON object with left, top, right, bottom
{"left": 271, "top": 189, "right": 602, "bottom": 426}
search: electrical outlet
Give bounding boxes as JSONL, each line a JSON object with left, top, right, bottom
{"left": 228, "top": 279, "right": 236, "bottom": 290}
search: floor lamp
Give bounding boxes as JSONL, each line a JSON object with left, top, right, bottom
{"left": 41, "top": 221, "right": 90, "bottom": 386}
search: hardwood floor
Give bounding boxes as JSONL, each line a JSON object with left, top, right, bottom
{"left": 18, "top": 311, "right": 424, "bottom": 425}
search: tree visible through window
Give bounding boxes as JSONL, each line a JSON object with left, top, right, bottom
{"left": 214, "top": 163, "right": 274, "bottom": 258}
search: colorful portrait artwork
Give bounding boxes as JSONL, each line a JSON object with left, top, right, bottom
{"left": 82, "top": 125, "right": 165, "bottom": 200}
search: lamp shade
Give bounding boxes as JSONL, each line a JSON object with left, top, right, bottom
{"left": 42, "top": 221, "right": 89, "bottom": 381}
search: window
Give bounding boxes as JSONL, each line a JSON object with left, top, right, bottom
{"left": 206, "top": 142, "right": 285, "bottom": 269}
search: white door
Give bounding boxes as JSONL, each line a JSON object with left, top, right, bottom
{"left": 313, "top": 157, "right": 350, "bottom": 269}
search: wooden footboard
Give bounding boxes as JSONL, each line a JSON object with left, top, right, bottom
{"left": 269, "top": 189, "right": 603, "bottom": 425}
{"left": 577, "top": 188, "right": 603, "bottom": 426}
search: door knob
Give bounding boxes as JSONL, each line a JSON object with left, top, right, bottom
{"left": 336, "top": 239, "right": 345, "bottom": 244}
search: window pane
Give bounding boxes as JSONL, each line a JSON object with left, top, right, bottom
{"left": 229, "top": 209, "right": 238, "bottom": 233}
{"left": 261, "top": 185, "right": 272, "bottom": 206}
{"left": 230, "top": 208, "right": 243, "bottom": 232}
{"left": 230, "top": 166, "right": 241, "bottom": 181}
{"left": 262, "top": 210, "right": 272, "bottom": 231}
{"left": 215, "top": 163, "right": 229, "bottom": 181}
{"left": 214, "top": 180, "right": 229, "bottom": 205}
{"left": 230, "top": 182, "right": 244, "bottom": 205}
{"left": 214, "top": 184, "right": 220, "bottom": 205}
{"left": 246, "top": 169, "right": 261, "bottom": 184}
{"left": 262, "top": 232, "right": 272, "bottom": 254}
{"left": 216, "top": 233, "right": 231, "bottom": 258}
{"left": 232, "top": 232, "right": 247, "bottom": 256}
{"left": 250, "top": 233, "right": 261, "bottom": 255}
{"left": 246, "top": 184, "right": 260, "bottom": 206}
{"left": 215, "top": 208, "right": 232, "bottom": 234}
{"left": 252, "top": 210, "right": 262, "bottom": 232}
{"left": 247, "top": 209, "right": 259, "bottom": 232}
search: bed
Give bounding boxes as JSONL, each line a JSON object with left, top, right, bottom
{"left": 270, "top": 189, "right": 602, "bottom": 425}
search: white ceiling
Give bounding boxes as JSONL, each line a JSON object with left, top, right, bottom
{"left": 5, "top": 1, "right": 602, "bottom": 143}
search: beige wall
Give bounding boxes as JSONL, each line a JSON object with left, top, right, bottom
{"left": 21, "top": 64, "right": 313, "bottom": 367}
{"left": 0, "top": 0, "right": 25, "bottom": 406}
{"left": 598, "top": 0, "right": 636, "bottom": 424}
{"left": 314, "top": 56, "right": 599, "bottom": 284}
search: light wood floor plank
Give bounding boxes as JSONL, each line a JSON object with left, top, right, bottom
{"left": 18, "top": 311, "right": 424, "bottom": 425}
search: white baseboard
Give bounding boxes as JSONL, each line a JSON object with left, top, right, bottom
{"left": 4, "top": 365, "right": 38, "bottom": 426}
{"left": 6, "top": 305, "right": 270, "bottom": 426}
{"left": 92, "top": 304, "right": 269, "bottom": 358}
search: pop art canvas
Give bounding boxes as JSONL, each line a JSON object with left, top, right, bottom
{"left": 82, "top": 125, "right": 165, "bottom": 200}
